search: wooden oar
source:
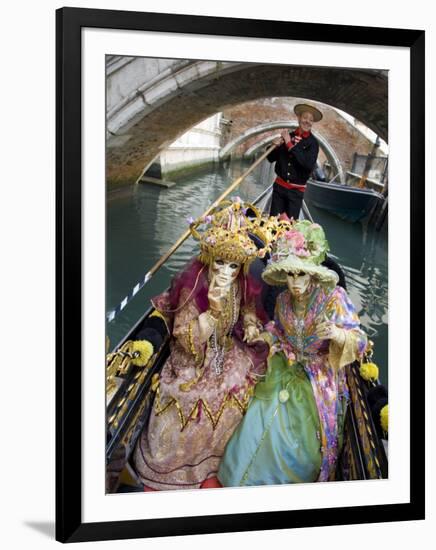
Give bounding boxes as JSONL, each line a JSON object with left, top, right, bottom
{"left": 107, "top": 143, "right": 277, "bottom": 322}
{"left": 146, "top": 143, "right": 277, "bottom": 280}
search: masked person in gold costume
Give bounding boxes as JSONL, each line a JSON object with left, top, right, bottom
{"left": 133, "top": 201, "right": 270, "bottom": 490}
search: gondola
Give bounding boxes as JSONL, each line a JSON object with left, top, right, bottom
{"left": 305, "top": 178, "right": 384, "bottom": 223}
{"left": 106, "top": 154, "right": 388, "bottom": 493}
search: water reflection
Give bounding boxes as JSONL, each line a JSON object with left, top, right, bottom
{"left": 107, "top": 160, "right": 388, "bottom": 384}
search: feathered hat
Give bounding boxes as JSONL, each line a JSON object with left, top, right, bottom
{"left": 262, "top": 219, "right": 338, "bottom": 289}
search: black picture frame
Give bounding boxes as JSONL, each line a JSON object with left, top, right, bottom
{"left": 56, "top": 7, "right": 425, "bottom": 543}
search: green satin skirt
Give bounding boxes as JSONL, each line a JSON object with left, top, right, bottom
{"left": 218, "top": 353, "right": 322, "bottom": 486}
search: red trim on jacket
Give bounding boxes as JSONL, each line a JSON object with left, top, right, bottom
{"left": 275, "top": 176, "right": 307, "bottom": 191}
{"left": 285, "top": 127, "right": 311, "bottom": 150}
{"left": 295, "top": 127, "right": 311, "bottom": 138}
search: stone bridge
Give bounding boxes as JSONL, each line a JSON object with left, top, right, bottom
{"left": 106, "top": 56, "right": 387, "bottom": 185}
{"left": 220, "top": 121, "right": 344, "bottom": 182}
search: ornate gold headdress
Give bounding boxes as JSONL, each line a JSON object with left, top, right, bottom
{"left": 189, "top": 199, "right": 271, "bottom": 273}
{"left": 249, "top": 215, "right": 293, "bottom": 247}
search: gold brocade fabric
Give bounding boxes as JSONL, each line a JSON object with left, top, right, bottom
{"left": 133, "top": 286, "right": 266, "bottom": 490}
{"left": 153, "top": 383, "right": 253, "bottom": 431}
{"left": 328, "top": 330, "right": 361, "bottom": 371}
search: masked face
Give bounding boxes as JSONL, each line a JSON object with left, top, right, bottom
{"left": 286, "top": 271, "right": 311, "bottom": 297}
{"left": 297, "top": 111, "right": 314, "bottom": 133}
{"left": 210, "top": 258, "right": 241, "bottom": 288}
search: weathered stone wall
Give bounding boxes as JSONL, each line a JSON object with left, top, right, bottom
{"left": 160, "top": 113, "right": 222, "bottom": 178}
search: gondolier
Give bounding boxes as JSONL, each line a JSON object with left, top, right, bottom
{"left": 267, "top": 103, "right": 322, "bottom": 219}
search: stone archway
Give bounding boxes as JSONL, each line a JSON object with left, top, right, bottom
{"left": 106, "top": 59, "right": 387, "bottom": 185}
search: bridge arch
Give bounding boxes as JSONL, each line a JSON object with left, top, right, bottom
{"left": 220, "top": 121, "right": 344, "bottom": 182}
{"left": 106, "top": 59, "right": 387, "bottom": 185}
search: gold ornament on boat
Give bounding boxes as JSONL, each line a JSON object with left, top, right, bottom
{"left": 106, "top": 340, "right": 154, "bottom": 398}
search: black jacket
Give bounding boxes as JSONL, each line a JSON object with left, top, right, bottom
{"left": 267, "top": 131, "right": 319, "bottom": 185}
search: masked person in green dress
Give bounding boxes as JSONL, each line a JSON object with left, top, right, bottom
{"left": 217, "top": 220, "right": 368, "bottom": 486}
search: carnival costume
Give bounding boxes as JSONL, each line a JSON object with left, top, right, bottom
{"left": 218, "top": 220, "right": 368, "bottom": 486}
{"left": 133, "top": 201, "right": 271, "bottom": 490}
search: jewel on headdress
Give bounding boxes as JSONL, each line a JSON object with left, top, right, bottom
{"left": 189, "top": 199, "right": 271, "bottom": 273}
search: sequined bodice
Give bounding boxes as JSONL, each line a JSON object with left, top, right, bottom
{"left": 275, "top": 288, "right": 329, "bottom": 361}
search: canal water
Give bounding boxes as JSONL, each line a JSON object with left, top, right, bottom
{"left": 107, "top": 160, "right": 388, "bottom": 385}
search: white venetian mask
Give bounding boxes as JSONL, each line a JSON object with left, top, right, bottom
{"left": 210, "top": 258, "right": 241, "bottom": 288}
{"left": 286, "top": 271, "right": 311, "bottom": 297}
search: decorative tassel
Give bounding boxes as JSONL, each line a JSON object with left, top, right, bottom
{"left": 131, "top": 340, "right": 154, "bottom": 367}
{"left": 360, "top": 361, "right": 379, "bottom": 381}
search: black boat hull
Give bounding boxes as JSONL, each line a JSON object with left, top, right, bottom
{"left": 305, "top": 179, "right": 383, "bottom": 223}
{"left": 106, "top": 301, "right": 388, "bottom": 491}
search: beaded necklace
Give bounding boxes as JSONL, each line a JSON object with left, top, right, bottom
{"left": 291, "top": 294, "right": 310, "bottom": 357}
{"left": 210, "top": 283, "right": 238, "bottom": 375}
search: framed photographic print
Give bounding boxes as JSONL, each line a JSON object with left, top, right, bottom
{"left": 56, "top": 6, "right": 425, "bottom": 543}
